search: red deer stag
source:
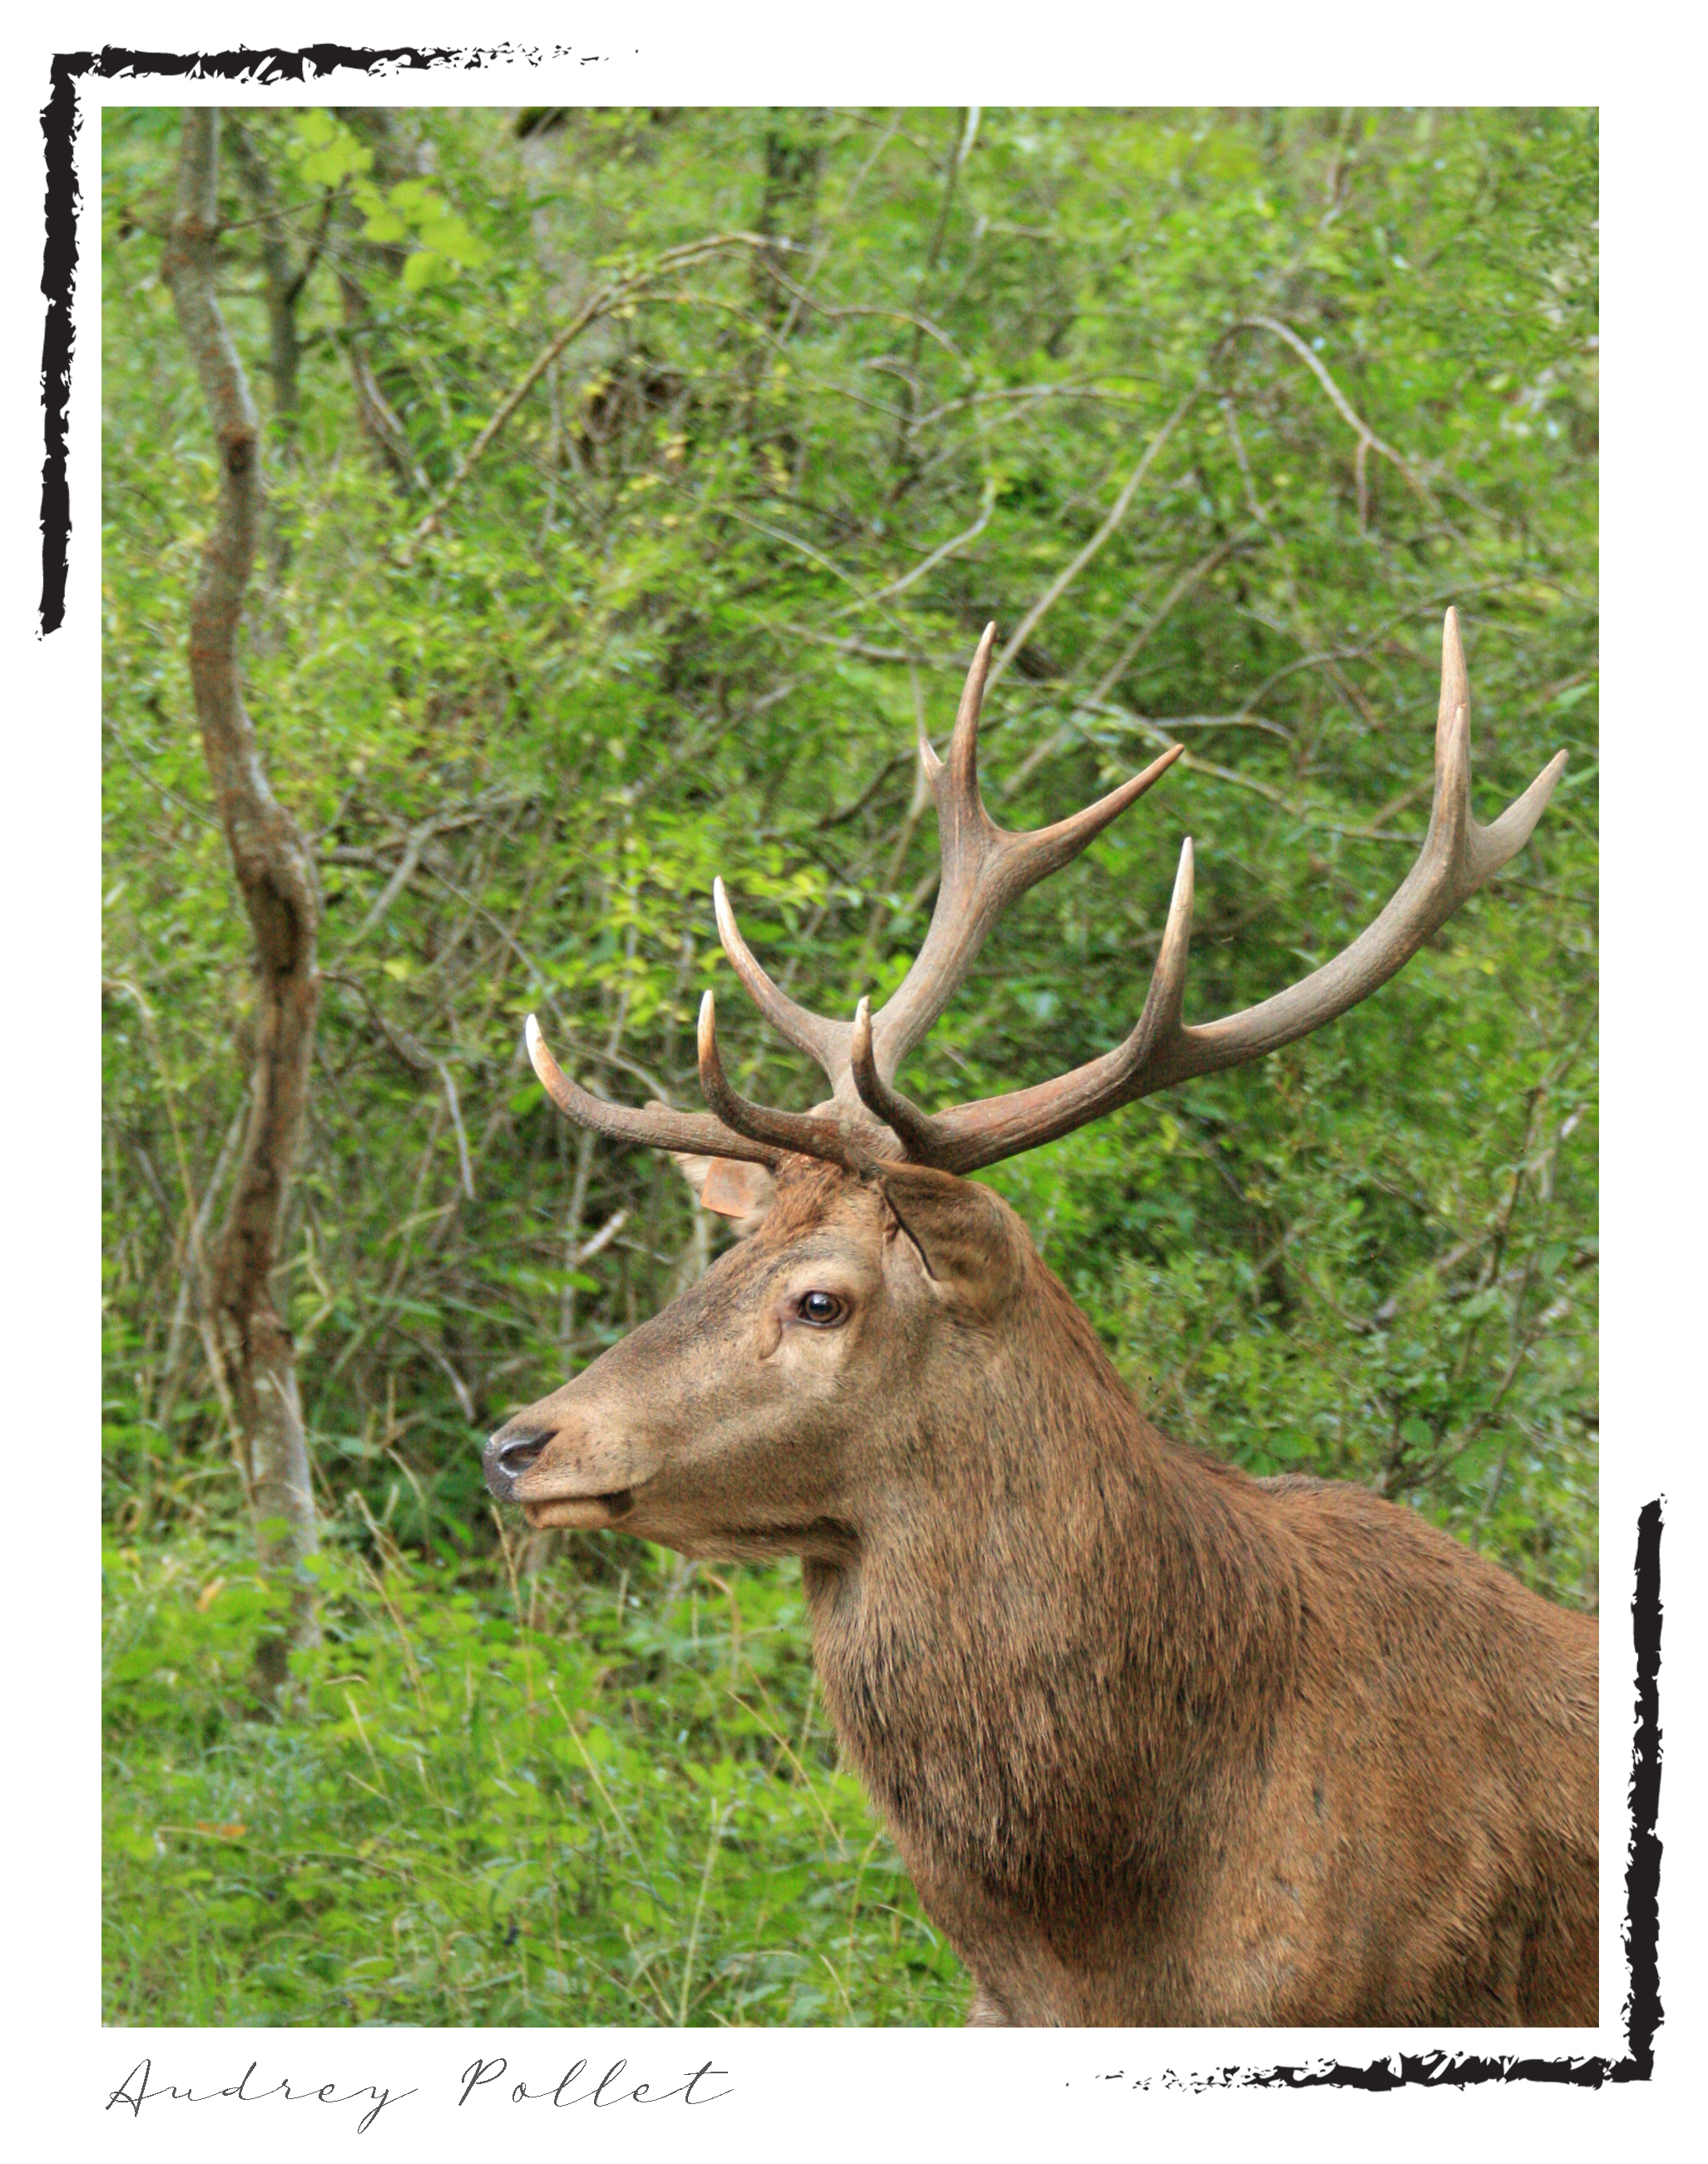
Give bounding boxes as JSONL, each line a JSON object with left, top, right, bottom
{"left": 485, "top": 611, "right": 1596, "bottom": 2027}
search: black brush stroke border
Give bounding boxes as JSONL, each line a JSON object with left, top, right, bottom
{"left": 59, "top": 50, "right": 1651, "bottom": 2092}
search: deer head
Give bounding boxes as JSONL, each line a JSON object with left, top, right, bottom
{"left": 484, "top": 611, "right": 1565, "bottom": 1555}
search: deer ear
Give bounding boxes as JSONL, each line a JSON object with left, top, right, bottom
{"left": 878, "top": 1165, "right": 1022, "bottom": 1307}
{"left": 701, "top": 1157, "right": 776, "bottom": 1223}
{"left": 671, "top": 1151, "right": 777, "bottom": 1235}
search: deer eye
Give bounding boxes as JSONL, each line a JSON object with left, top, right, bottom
{"left": 795, "top": 1290, "right": 848, "bottom": 1328}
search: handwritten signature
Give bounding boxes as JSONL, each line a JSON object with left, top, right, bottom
{"left": 106, "top": 2053, "right": 731, "bottom": 2134}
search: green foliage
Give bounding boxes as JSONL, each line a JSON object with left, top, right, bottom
{"left": 104, "top": 1531, "right": 959, "bottom": 2024}
{"left": 286, "top": 110, "right": 490, "bottom": 287}
{"left": 102, "top": 106, "right": 1597, "bottom": 2022}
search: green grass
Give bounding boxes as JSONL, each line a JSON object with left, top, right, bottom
{"left": 102, "top": 1529, "right": 965, "bottom": 2025}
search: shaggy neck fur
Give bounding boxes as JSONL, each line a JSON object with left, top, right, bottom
{"left": 803, "top": 1242, "right": 1302, "bottom": 1909}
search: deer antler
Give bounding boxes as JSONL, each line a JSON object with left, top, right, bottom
{"left": 528, "top": 630, "right": 1177, "bottom": 1166}
{"left": 527, "top": 609, "right": 1562, "bottom": 1182}
{"left": 846, "top": 608, "right": 1567, "bottom": 1173}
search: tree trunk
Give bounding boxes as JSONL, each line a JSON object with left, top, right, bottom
{"left": 162, "top": 109, "right": 322, "bottom": 1686}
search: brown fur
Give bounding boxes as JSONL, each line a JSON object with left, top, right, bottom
{"left": 488, "top": 1161, "right": 1597, "bottom": 2027}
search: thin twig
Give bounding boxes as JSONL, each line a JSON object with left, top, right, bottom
{"left": 1001, "top": 532, "right": 1258, "bottom": 800}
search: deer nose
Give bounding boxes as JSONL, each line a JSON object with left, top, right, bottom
{"left": 483, "top": 1428, "right": 551, "bottom": 1501}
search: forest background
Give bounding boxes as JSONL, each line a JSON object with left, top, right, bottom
{"left": 101, "top": 105, "right": 1599, "bottom": 2028}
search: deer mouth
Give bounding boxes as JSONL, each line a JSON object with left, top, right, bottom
{"left": 522, "top": 1487, "right": 636, "bottom": 1530}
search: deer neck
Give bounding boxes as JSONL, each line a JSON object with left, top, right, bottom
{"left": 801, "top": 1260, "right": 1302, "bottom": 1903}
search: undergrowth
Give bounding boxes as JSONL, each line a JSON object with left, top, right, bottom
{"left": 102, "top": 1528, "right": 963, "bottom": 2026}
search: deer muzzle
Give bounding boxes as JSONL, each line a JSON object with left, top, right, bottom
{"left": 482, "top": 1419, "right": 649, "bottom": 1528}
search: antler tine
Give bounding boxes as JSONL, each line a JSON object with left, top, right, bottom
{"left": 712, "top": 878, "right": 849, "bottom": 1087}
{"left": 946, "top": 617, "right": 998, "bottom": 800}
{"left": 861, "top": 621, "right": 1002, "bottom": 1083}
{"left": 866, "top": 625, "right": 1185, "bottom": 1084}
{"left": 525, "top": 1013, "right": 781, "bottom": 1168}
{"left": 849, "top": 995, "right": 938, "bottom": 1159}
{"left": 700, "top": 626, "right": 1181, "bottom": 1113}
{"left": 1431, "top": 607, "right": 1567, "bottom": 882}
{"left": 696, "top": 993, "right": 865, "bottom": 1168}
{"left": 1006, "top": 741, "right": 1186, "bottom": 885}
{"left": 888, "top": 609, "right": 1567, "bottom": 1175}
